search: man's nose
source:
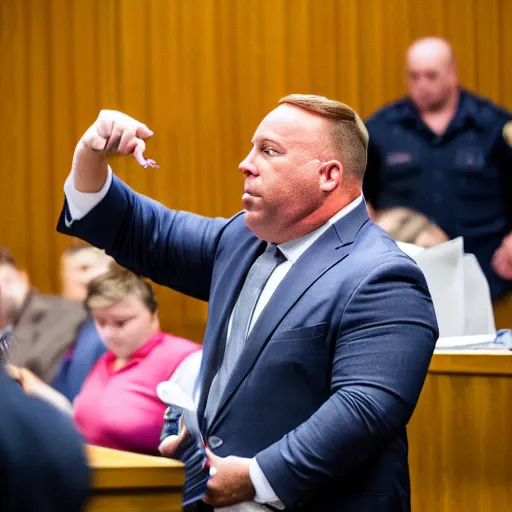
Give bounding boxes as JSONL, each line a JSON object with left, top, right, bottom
{"left": 239, "top": 152, "right": 257, "bottom": 177}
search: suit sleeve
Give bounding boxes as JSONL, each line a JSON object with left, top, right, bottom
{"left": 57, "top": 175, "right": 229, "bottom": 301}
{"left": 0, "top": 368, "right": 90, "bottom": 512}
{"left": 255, "top": 258, "right": 438, "bottom": 508}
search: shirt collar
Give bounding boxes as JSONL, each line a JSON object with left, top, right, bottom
{"left": 452, "top": 89, "right": 483, "bottom": 131}
{"left": 390, "top": 88, "right": 483, "bottom": 131}
{"left": 277, "top": 196, "right": 363, "bottom": 264}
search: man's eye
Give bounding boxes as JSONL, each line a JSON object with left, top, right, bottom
{"left": 263, "top": 148, "right": 278, "bottom": 156}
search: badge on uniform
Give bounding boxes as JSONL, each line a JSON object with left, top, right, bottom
{"left": 503, "top": 121, "right": 512, "bottom": 148}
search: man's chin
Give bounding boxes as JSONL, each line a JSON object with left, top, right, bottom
{"left": 416, "top": 98, "right": 445, "bottom": 113}
{"left": 243, "top": 210, "right": 259, "bottom": 229}
{"left": 244, "top": 212, "right": 271, "bottom": 241}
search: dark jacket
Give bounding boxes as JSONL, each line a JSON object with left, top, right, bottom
{"left": 0, "top": 367, "right": 90, "bottom": 511}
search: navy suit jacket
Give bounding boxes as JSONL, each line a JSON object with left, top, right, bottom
{"left": 57, "top": 176, "right": 438, "bottom": 512}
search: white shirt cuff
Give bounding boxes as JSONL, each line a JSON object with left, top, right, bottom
{"left": 63, "top": 166, "right": 113, "bottom": 221}
{"left": 249, "top": 458, "right": 285, "bottom": 509}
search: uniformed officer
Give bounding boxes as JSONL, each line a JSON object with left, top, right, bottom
{"left": 364, "top": 37, "right": 512, "bottom": 307}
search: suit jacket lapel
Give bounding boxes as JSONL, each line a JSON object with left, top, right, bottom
{"left": 206, "top": 202, "right": 370, "bottom": 433}
{"left": 197, "top": 237, "right": 266, "bottom": 429}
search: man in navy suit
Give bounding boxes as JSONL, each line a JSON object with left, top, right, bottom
{"left": 57, "top": 95, "right": 438, "bottom": 511}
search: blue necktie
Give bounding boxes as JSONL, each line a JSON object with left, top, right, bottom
{"left": 204, "top": 243, "right": 286, "bottom": 423}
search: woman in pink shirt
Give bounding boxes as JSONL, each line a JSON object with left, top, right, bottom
{"left": 12, "top": 264, "right": 201, "bottom": 455}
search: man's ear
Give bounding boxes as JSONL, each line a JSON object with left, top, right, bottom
{"left": 319, "top": 160, "right": 343, "bottom": 192}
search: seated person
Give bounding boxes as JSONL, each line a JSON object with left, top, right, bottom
{"left": 53, "top": 243, "right": 113, "bottom": 401}
{"left": 60, "top": 242, "right": 113, "bottom": 301}
{"left": 374, "top": 207, "right": 449, "bottom": 247}
{"left": 0, "top": 247, "right": 104, "bottom": 400}
{"left": 0, "top": 366, "right": 90, "bottom": 512}
{"left": 12, "top": 262, "right": 202, "bottom": 455}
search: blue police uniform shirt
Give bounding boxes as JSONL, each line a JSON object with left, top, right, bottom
{"left": 364, "top": 89, "right": 512, "bottom": 300}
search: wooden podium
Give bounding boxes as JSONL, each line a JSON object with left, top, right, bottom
{"left": 86, "top": 445, "right": 185, "bottom": 512}
{"left": 408, "top": 351, "right": 512, "bottom": 511}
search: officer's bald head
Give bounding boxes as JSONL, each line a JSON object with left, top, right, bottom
{"left": 406, "top": 37, "right": 458, "bottom": 112}
{"left": 407, "top": 37, "right": 455, "bottom": 69}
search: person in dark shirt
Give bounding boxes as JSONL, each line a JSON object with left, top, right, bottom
{"left": 364, "top": 37, "right": 512, "bottom": 307}
{"left": 0, "top": 365, "right": 90, "bottom": 512}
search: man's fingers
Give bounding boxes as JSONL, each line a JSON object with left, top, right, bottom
{"left": 205, "top": 447, "right": 223, "bottom": 467}
{"left": 82, "top": 125, "right": 108, "bottom": 152}
{"left": 117, "top": 128, "right": 138, "bottom": 155}
{"left": 205, "top": 447, "right": 215, "bottom": 461}
{"left": 132, "top": 139, "right": 148, "bottom": 166}
{"left": 158, "top": 423, "right": 190, "bottom": 457}
{"left": 136, "top": 123, "right": 154, "bottom": 140}
{"left": 79, "top": 111, "right": 157, "bottom": 167}
{"left": 89, "top": 136, "right": 108, "bottom": 152}
{"left": 158, "top": 435, "right": 180, "bottom": 457}
{"left": 105, "top": 126, "right": 124, "bottom": 152}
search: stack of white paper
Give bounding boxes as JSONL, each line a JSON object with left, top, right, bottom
{"left": 398, "top": 237, "right": 496, "bottom": 340}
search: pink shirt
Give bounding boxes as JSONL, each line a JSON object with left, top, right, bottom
{"left": 73, "top": 331, "right": 200, "bottom": 455}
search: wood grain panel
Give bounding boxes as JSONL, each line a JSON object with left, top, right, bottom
{"left": 87, "top": 445, "right": 184, "bottom": 512}
{"left": 0, "top": 0, "right": 511, "bottom": 340}
{"left": 408, "top": 353, "right": 512, "bottom": 511}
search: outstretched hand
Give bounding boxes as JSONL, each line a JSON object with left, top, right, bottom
{"left": 80, "top": 109, "right": 158, "bottom": 168}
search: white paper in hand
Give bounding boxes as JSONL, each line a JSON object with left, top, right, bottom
{"left": 157, "top": 381, "right": 203, "bottom": 448}
{"left": 157, "top": 381, "right": 196, "bottom": 410}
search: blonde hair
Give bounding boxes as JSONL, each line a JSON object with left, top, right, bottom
{"left": 278, "top": 94, "right": 369, "bottom": 180}
{"left": 86, "top": 262, "right": 158, "bottom": 313}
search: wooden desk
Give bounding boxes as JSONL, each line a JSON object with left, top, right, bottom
{"left": 86, "top": 445, "right": 185, "bottom": 512}
{"left": 408, "top": 351, "right": 512, "bottom": 511}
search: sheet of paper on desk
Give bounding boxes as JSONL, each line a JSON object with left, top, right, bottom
{"left": 397, "top": 238, "right": 496, "bottom": 338}
{"left": 435, "top": 334, "right": 498, "bottom": 349}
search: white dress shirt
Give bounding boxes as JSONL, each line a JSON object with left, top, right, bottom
{"left": 64, "top": 166, "right": 363, "bottom": 509}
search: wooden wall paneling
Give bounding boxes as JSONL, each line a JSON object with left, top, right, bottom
{"left": 0, "top": 0, "right": 511, "bottom": 341}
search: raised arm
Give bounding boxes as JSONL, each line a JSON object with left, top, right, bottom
{"left": 57, "top": 110, "right": 229, "bottom": 300}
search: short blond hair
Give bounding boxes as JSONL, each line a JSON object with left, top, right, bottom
{"left": 86, "top": 262, "right": 158, "bottom": 313}
{"left": 278, "top": 94, "right": 369, "bottom": 180}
